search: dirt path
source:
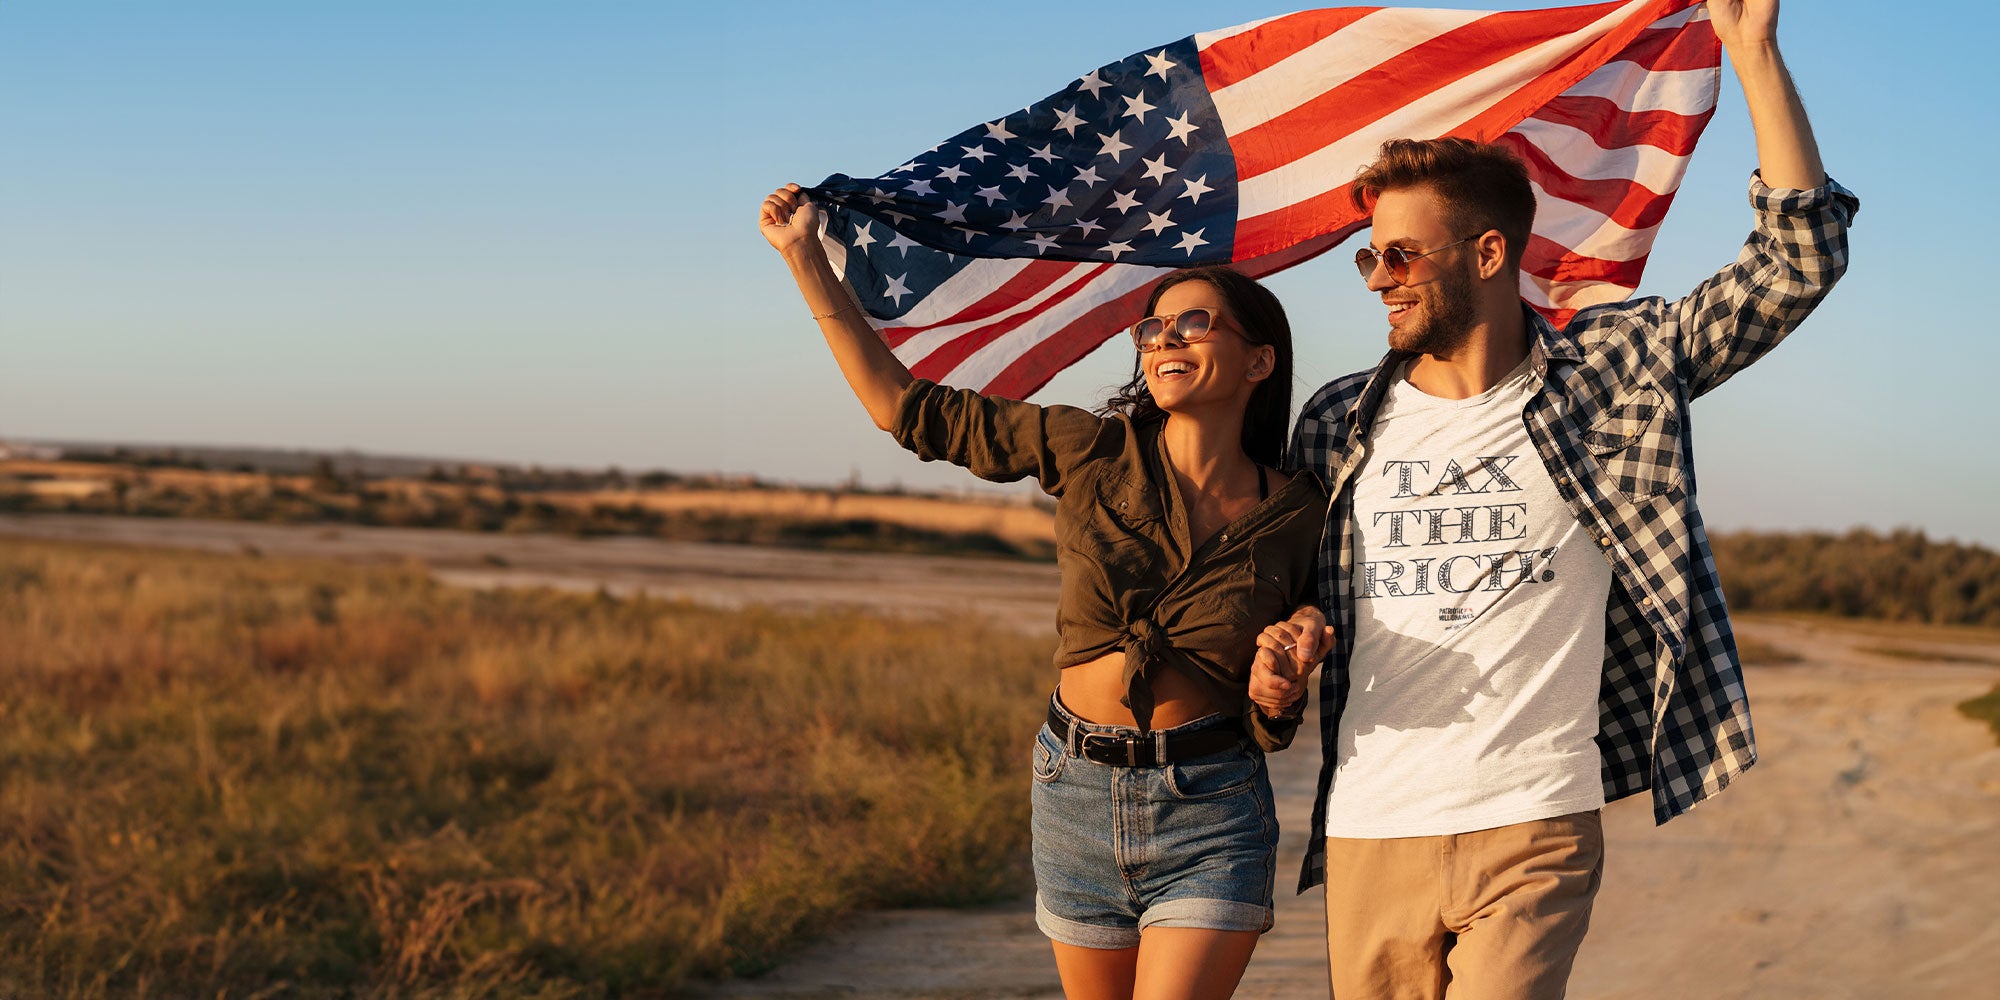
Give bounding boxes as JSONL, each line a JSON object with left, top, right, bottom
{"left": 5, "top": 515, "right": 1997, "bottom": 997}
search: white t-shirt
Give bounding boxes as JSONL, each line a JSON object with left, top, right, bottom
{"left": 1325, "top": 359, "right": 1612, "bottom": 838}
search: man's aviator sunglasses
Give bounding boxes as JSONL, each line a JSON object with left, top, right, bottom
{"left": 1353, "top": 235, "right": 1480, "bottom": 284}
{"left": 1129, "top": 307, "right": 1229, "bottom": 353}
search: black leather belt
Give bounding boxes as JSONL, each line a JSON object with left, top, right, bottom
{"left": 1047, "top": 703, "right": 1247, "bottom": 767}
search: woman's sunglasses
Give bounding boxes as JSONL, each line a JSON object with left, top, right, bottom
{"left": 1353, "top": 235, "right": 1478, "bottom": 284}
{"left": 1129, "top": 307, "right": 1226, "bottom": 353}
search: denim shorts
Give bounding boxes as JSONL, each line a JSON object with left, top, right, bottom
{"left": 1031, "top": 694, "right": 1279, "bottom": 950}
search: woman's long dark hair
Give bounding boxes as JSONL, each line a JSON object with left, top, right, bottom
{"left": 1099, "top": 265, "right": 1295, "bottom": 468}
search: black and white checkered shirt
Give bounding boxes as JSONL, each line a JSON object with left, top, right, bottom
{"left": 1288, "top": 174, "right": 1860, "bottom": 892}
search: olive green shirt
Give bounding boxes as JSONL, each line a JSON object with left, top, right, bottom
{"left": 892, "top": 379, "right": 1330, "bottom": 752}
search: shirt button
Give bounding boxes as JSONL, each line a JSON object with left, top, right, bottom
{"left": 1640, "top": 597, "right": 1653, "bottom": 608}
{"left": 1220, "top": 533, "right": 1230, "bottom": 543}
{"left": 1598, "top": 536, "right": 1611, "bottom": 547}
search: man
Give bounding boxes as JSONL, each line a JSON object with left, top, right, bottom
{"left": 1247, "top": 1, "right": 1857, "bottom": 995}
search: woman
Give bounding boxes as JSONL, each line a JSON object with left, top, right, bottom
{"left": 760, "top": 182, "right": 1330, "bottom": 1000}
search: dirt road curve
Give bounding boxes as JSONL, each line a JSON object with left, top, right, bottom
{"left": 5, "top": 515, "right": 1997, "bottom": 998}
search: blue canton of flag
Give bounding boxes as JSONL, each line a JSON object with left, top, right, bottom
{"left": 812, "top": 37, "right": 1238, "bottom": 322}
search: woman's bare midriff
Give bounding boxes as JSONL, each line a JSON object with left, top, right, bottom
{"left": 1056, "top": 650, "right": 1229, "bottom": 729}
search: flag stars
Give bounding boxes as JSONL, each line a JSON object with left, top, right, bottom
{"left": 1001, "top": 212, "right": 1032, "bottom": 231}
{"left": 983, "top": 119, "right": 1017, "bottom": 143}
{"left": 1165, "top": 111, "right": 1200, "bottom": 144}
{"left": 1141, "top": 210, "right": 1176, "bottom": 236}
{"left": 1028, "top": 143, "right": 1060, "bottom": 163}
{"left": 975, "top": 185, "right": 1006, "bottom": 206}
{"left": 1107, "top": 189, "right": 1141, "bottom": 213}
{"left": 1041, "top": 186, "right": 1074, "bottom": 211}
{"left": 1120, "top": 91, "right": 1157, "bottom": 123}
{"left": 851, "top": 223, "right": 878, "bottom": 251}
{"left": 937, "top": 201, "right": 968, "bottom": 224}
{"left": 905, "top": 179, "right": 935, "bottom": 197}
{"left": 1173, "top": 229, "right": 1210, "bottom": 255}
{"left": 1006, "top": 162, "right": 1035, "bottom": 183}
{"left": 1102, "top": 240, "right": 1136, "bottom": 260}
{"left": 936, "top": 163, "right": 969, "bottom": 183}
{"left": 960, "top": 144, "right": 995, "bottom": 163}
{"left": 882, "top": 274, "right": 913, "bottom": 305}
{"left": 1052, "top": 107, "right": 1086, "bottom": 136}
{"left": 1143, "top": 50, "right": 1178, "bottom": 79}
{"left": 1077, "top": 69, "right": 1111, "bottom": 98}
{"left": 1096, "top": 129, "right": 1133, "bottom": 162}
{"left": 1141, "top": 153, "right": 1176, "bottom": 184}
{"left": 1074, "top": 217, "right": 1104, "bottom": 238}
{"left": 1073, "top": 165, "right": 1105, "bottom": 187}
{"left": 1027, "top": 232, "right": 1061, "bottom": 254}
{"left": 888, "top": 232, "right": 920, "bottom": 256}
{"left": 1178, "top": 175, "right": 1214, "bottom": 205}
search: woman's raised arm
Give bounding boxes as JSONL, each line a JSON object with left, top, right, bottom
{"left": 760, "top": 183, "right": 912, "bottom": 431}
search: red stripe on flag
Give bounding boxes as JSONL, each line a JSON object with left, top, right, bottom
{"left": 1230, "top": 3, "right": 1628, "bottom": 179}
{"left": 903, "top": 263, "right": 1119, "bottom": 380}
{"left": 983, "top": 282, "right": 1161, "bottom": 399}
{"left": 1495, "top": 132, "right": 1680, "bottom": 231}
{"left": 1527, "top": 95, "right": 1712, "bottom": 156}
{"left": 1234, "top": 189, "right": 1369, "bottom": 262}
{"left": 1522, "top": 234, "right": 1649, "bottom": 287}
{"left": 1610, "top": 19, "right": 1719, "bottom": 72}
{"left": 1197, "top": 7, "right": 1383, "bottom": 91}
{"left": 1445, "top": 1, "right": 1702, "bottom": 146}
{"left": 877, "top": 260, "right": 1079, "bottom": 349}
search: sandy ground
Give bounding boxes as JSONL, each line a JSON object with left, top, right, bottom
{"left": 5, "top": 514, "right": 1997, "bottom": 998}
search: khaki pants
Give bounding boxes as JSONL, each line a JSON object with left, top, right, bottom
{"left": 1324, "top": 810, "right": 1603, "bottom": 1000}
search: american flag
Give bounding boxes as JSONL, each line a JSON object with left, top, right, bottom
{"left": 809, "top": 0, "right": 1720, "bottom": 398}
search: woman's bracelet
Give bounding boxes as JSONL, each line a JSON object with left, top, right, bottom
{"left": 811, "top": 304, "right": 858, "bottom": 321}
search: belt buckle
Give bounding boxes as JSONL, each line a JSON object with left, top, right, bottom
{"left": 1080, "top": 732, "right": 1140, "bottom": 766}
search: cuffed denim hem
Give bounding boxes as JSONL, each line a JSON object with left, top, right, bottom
{"left": 1140, "top": 896, "right": 1273, "bottom": 934}
{"left": 1035, "top": 893, "right": 1140, "bottom": 950}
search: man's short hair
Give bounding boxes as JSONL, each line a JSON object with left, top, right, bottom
{"left": 1350, "top": 137, "right": 1536, "bottom": 271}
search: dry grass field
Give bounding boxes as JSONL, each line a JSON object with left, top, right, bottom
{"left": 0, "top": 538, "right": 1055, "bottom": 998}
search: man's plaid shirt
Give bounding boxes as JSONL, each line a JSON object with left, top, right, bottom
{"left": 1288, "top": 174, "right": 1859, "bottom": 892}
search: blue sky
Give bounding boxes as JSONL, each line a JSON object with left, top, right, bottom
{"left": 3, "top": 2, "right": 1995, "bottom": 546}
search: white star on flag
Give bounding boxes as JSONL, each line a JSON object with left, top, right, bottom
{"left": 1143, "top": 50, "right": 1178, "bottom": 79}
{"left": 1172, "top": 229, "right": 1209, "bottom": 255}
{"left": 1178, "top": 175, "right": 1213, "bottom": 205}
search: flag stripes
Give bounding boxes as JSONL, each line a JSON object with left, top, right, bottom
{"left": 816, "top": 0, "right": 1720, "bottom": 398}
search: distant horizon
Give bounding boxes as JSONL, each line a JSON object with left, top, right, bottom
{"left": 7, "top": 431, "right": 1995, "bottom": 553}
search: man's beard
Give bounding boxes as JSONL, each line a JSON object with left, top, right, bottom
{"left": 1391, "top": 263, "right": 1477, "bottom": 357}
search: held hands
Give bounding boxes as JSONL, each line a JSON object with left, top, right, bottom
{"left": 1706, "top": 0, "right": 1779, "bottom": 52}
{"left": 1249, "top": 605, "right": 1335, "bottom": 720}
{"left": 759, "top": 183, "right": 825, "bottom": 258}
